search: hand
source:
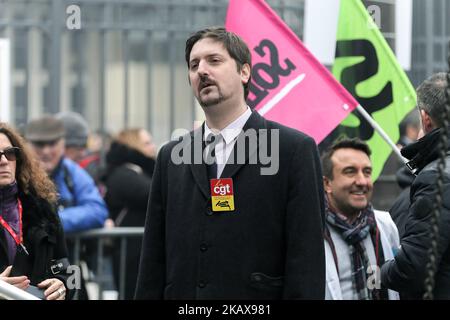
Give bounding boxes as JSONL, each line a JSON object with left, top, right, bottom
{"left": 37, "top": 278, "right": 66, "bottom": 300}
{"left": 104, "top": 218, "right": 115, "bottom": 228}
{"left": 0, "top": 265, "right": 30, "bottom": 290}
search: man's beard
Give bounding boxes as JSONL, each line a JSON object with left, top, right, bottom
{"left": 197, "top": 75, "right": 226, "bottom": 108}
{"left": 199, "top": 89, "right": 225, "bottom": 108}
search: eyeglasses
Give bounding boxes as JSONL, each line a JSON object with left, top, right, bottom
{"left": 0, "top": 147, "right": 20, "bottom": 161}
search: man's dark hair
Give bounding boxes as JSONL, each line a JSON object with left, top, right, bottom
{"left": 185, "top": 26, "right": 252, "bottom": 100}
{"left": 417, "top": 72, "right": 449, "bottom": 128}
{"left": 321, "top": 138, "right": 372, "bottom": 179}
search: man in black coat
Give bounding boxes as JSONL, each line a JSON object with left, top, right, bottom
{"left": 135, "top": 27, "right": 325, "bottom": 299}
{"left": 381, "top": 72, "right": 450, "bottom": 299}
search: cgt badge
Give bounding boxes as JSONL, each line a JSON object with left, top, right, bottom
{"left": 210, "top": 178, "right": 235, "bottom": 212}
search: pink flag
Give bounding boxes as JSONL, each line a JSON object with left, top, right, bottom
{"left": 225, "top": 0, "right": 358, "bottom": 143}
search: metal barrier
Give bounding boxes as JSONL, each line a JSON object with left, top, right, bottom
{"left": 0, "top": 279, "right": 40, "bottom": 300}
{"left": 66, "top": 227, "right": 144, "bottom": 300}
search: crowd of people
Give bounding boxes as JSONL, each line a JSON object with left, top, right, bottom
{"left": 1, "top": 27, "right": 449, "bottom": 300}
{"left": 1, "top": 111, "right": 158, "bottom": 300}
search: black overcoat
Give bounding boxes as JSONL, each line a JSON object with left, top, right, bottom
{"left": 135, "top": 111, "right": 325, "bottom": 299}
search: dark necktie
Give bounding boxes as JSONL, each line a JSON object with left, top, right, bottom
{"left": 204, "top": 133, "right": 222, "bottom": 180}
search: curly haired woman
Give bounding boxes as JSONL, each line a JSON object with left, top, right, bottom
{"left": 0, "top": 123, "right": 72, "bottom": 300}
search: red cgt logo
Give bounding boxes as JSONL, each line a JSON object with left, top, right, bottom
{"left": 210, "top": 178, "right": 234, "bottom": 196}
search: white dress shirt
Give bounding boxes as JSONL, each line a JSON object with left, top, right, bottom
{"left": 203, "top": 107, "right": 252, "bottom": 178}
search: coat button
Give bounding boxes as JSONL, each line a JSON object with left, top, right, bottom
{"left": 198, "top": 281, "right": 207, "bottom": 288}
{"left": 200, "top": 243, "right": 208, "bottom": 252}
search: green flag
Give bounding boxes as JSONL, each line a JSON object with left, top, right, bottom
{"left": 332, "top": 0, "right": 417, "bottom": 180}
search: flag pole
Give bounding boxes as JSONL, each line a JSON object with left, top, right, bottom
{"left": 356, "top": 105, "right": 408, "bottom": 164}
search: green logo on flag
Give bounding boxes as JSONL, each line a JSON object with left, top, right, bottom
{"left": 332, "top": 0, "right": 417, "bottom": 180}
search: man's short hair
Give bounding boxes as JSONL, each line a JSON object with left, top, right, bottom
{"left": 321, "top": 138, "right": 372, "bottom": 179}
{"left": 417, "top": 72, "right": 449, "bottom": 128}
{"left": 185, "top": 26, "right": 252, "bottom": 99}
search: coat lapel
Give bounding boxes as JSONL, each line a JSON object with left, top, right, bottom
{"left": 325, "top": 240, "right": 343, "bottom": 300}
{"left": 374, "top": 212, "right": 401, "bottom": 300}
{"left": 220, "top": 111, "right": 265, "bottom": 179}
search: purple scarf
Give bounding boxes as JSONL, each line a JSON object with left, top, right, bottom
{"left": 0, "top": 182, "right": 19, "bottom": 264}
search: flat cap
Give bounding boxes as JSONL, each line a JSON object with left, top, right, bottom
{"left": 24, "top": 115, "right": 65, "bottom": 142}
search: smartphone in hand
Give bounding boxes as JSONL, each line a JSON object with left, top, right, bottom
{"left": 25, "top": 285, "right": 46, "bottom": 299}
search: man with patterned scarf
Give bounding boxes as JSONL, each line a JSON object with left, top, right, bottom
{"left": 321, "top": 138, "right": 400, "bottom": 300}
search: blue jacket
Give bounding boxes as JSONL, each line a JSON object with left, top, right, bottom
{"left": 52, "top": 157, "right": 108, "bottom": 233}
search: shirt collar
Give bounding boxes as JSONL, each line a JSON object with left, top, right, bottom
{"left": 204, "top": 106, "right": 252, "bottom": 145}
